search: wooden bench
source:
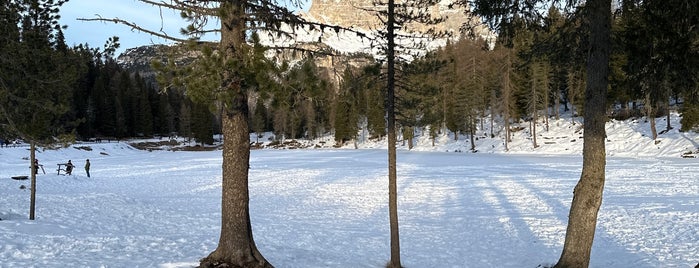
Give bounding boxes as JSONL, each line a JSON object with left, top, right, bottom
{"left": 56, "top": 163, "right": 74, "bottom": 175}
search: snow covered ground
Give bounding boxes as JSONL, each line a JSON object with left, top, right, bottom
{"left": 1, "top": 114, "right": 698, "bottom": 268}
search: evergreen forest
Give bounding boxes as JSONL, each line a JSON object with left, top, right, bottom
{"left": 1, "top": 0, "right": 697, "bottom": 148}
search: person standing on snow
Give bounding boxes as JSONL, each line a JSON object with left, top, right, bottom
{"left": 85, "top": 159, "right": 91, "bottom": 178}
{"left": 33, "top": 159, "right": 39, "bottom": 175}
{"left": 65, "top": 160, "right": 74, "bottom": 175}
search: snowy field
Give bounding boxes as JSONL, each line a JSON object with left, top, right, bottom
{"left": 1, "top": 115, "right": 698, "bottom": 268}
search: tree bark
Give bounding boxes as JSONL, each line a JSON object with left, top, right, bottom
{"left": 29, "top": 142, "right": 36, "bottom": 220}
{"left": 555, "top": 0, "right": 611, "bottom": 267}
{"left": 665, "top": 100, "right": 671, "bottom": 131}
{"left": 201, "top": 110, "right": 271, "bottom": 268}
{"left": 646, "top": 93, "right": 658, "bottom": 141}
{"left": 200, "top": 2, "right": 271, "bottom": 267}
{"left": 531, "top": 65, "right": 539, "bottom": 148}
{"left": 503, "top": 50, "right": 512, "bottom": 151}
{"left": 469, "top": 116, "right": 476, "bottom": 152}
{"left": 386, "top": 0, "right": 401, "bottom": 267}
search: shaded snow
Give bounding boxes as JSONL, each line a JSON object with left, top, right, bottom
{"left": 1, "top": 114, "right": 698, "bottom": 268}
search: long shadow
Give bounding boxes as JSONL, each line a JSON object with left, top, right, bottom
{"left": 395, "top": 152, "right": 662, "bottom": 267}
{"left": 393, "top": 152, "right": 561, "bottom": 267}
{"left": 680, "top": 132, "right": 699, "bottom": 151}
{"left": 514, "top": 158, "right": 659, "bottom": 267}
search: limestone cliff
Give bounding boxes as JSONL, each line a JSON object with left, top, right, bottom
{"left": 304, "top": 0, "right": 490, "bottom": 39}
{"left": 119, "top": 1, "right": 492, "bottom": 91}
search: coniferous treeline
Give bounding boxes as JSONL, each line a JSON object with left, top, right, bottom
{"left": 319, "top": 1, "right": 697, "bottom": 150}
{"left": 0, "top": 0, "right": 218, "bottom": 145}
{"left": 63, "top": 46, "right": 218, "bottom": 143}
{"left": 3, "top": 0, "right": 696, "bottom": 148}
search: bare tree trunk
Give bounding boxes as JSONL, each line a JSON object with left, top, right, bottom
{"left": 666, "top": 99, "right": 671, "bottom": 131}
{"left": 532, "top": 113, "right": 538, "bottom": 148}
{"left": 531, "top": 67, "right": 539, "bottom": 148}
{"left": 469, "top": 116, "right": 476, "bottom": 152}
{"left": 386, "top": 1, "right": 401, "bottom": 267}
{"left": 646, "top": 93, "right": 658, "bottom": 141}
{"left": 555, "top": 86, "right": 561, "bottom": 121}
{"left": 545, "top": 93, "right": 550, "bottom": 131}
{"left": 504, "top": 118, "right": 510, "bottom": 151}
{"left": 555, "top": 0, "right": 611, "bottom": 267}
{"left": 503, "top": 50, "right": 512, "bottom": 151}
{"left": 201, "top": 2, "right": 271, "bottom": 267}
{"left": 202, "top": 110, "right": 271, "bottom": 268}
{"left": 490, "top": 106, "right": 495, "bottom": 138}
{"left": 407, "top": 127, "right": 414, "bottom": 150}
{"left": 29, "top": 142, "right": 36, "bottom": 220}
{"left": 570, "top": 82, "right": 576, "bottom": 125}
{"left": 568, "top": 68, "right": 578, "bottom": 126}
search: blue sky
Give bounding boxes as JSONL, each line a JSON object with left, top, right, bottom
{"left": 60, "top": 0, "right": 192, "bottom": 55}
{"left": 59, "top": 0, "right": 310, "bottom": 56}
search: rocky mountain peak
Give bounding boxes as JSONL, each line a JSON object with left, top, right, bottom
{"left": 303, "top": 0, "right": 489, "bottom": 39}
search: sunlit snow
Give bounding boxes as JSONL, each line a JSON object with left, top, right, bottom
{"left": 1, "top": 113, "right": 698, "bottom": 267}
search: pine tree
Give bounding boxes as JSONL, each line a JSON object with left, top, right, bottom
{"left": 361, "top": 64, "right": 386, "bottom": 139}
{"left": 494, "top": 46, "right": 518, "bottom": 150}
{"left": 251, "top": 97, "right": 268, "bottom": 143}
{"left": 442, "top": 43, "right": 467, "bottom": 140}
{"left": 334, "top": 68, "right": 361, "bottom": 146}
{"left": 83, "top": 1, "right": 365, "bottom": 266}
{"left": 192, "top": 102, "right": 214, "bottom": 145}
{"left": 527, "top": 58, "right": 551, "bottom": 148}
{"left": 397, "top": 57, "right": 442, "bottom": 149}
{"left": 0, "top": 0, "right": 79, "bottom": 220}
{"left": 462, "top": 1, "right": 613, "bottom": 266}
{"left": 367, "top": 0, "right": 448, "bottom": 265}
{"left": 179, "top": 99, "right": 192, "bottom": 142}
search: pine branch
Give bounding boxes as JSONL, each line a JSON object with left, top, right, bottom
{"left": 77, "top": 16, "right": 193, "bottom": 43}
{"left": 142, "top": 0, "right": 218, "bottom": 16}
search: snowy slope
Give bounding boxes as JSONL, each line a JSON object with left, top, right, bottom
{"left": 265, "top": 111, "right": 699, "bottom": 158}
{"left": 1, "top": 114, "right": 698, "bottom": 268}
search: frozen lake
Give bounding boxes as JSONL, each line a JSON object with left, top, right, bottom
{"left": 1, "top": 145, "right": 697, "bottom": 267}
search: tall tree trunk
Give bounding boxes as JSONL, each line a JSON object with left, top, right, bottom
{"left": 531, "top": 67, "right": 539, "bottom": 148}
{"left": 503, "top": 51, "right": 512, "bottom": 151}
{"left": 555, "top": 86, "right": 561, "bottom": 121}
{"left": 555, "top": 0, "right": 611, "bottom": 267}
{"left": 29, "top": 142, "right": 36, "bottom": 220}
{"left": 490, "top": 110, "right": 494, "bottom": 138}
{"left": 386, "top": 0, "right": 401, "bottom": 267}
{"left": 570, "top": 82, "right": 576, "bottom": 125}
{"left": 202, "top": 109, "right": 271, "bottom": 268}
{"left": 666, "top": 99, "right": 671, "bottom": 131}
{"left": 469, "top": 116, "right": 476, "bottom": 152}
{"left": 201, "top": 2, "right": 271, "bottom": 267}
{"left": 646, "top": 93, "right": 658, "bottom": 141}
{"left": 532, "top": 115, "right": 538, "bottom": 148}
{"left": 568, "top": 68, "right": 578, "bottom": 125}
{"left": 544, "top": 109, "right": 549, "bottom": 131}
{"left": 490, "top": 89, "right": 496, "bottom": 137}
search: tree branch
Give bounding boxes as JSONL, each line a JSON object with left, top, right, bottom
{"left": 77, "top": 16, "right": 192, "bottom": 43}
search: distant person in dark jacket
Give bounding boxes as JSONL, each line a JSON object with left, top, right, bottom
{"left": 65, "top": 160, "right": 74, "bottom": 175}
{"left": 33, "top": 159, "right": 39, "bottom": 175}
{"left": 85, "top": 159, "right": 91, "bottom": 178}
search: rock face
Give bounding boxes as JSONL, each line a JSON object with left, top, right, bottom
{"left": 118, "top": 1, "right": 492, "bottom": 89}
{"left": 305, "top": 0, "right": 489, "bottom": 38}
{"left": 118, "top": 45, "right": 201, "bottom": 77}
{"left": 117, "top": 45, "right": 168, "bottom": 80}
